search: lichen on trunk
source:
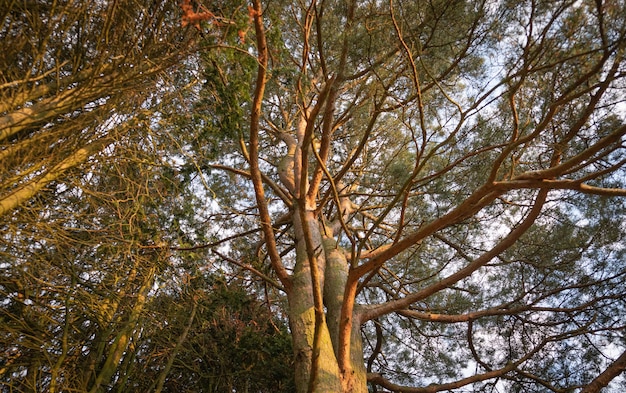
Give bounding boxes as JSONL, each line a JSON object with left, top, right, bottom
{"left": 287, "top": 205, "right": 367, "bottom": 392}
{"left": 289, "top": 207, "right": 343, "bottom": 392}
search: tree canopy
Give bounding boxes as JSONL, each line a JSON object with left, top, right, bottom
{"left": 1, "top": 0, "right": 626, "bottom": 392}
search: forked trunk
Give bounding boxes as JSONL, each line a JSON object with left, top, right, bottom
{"left": 289, "top": 207, "right": 367, "bottom": 392}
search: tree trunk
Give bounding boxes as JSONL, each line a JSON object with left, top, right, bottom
{"left": 288, "top": 207, "right": 367, "bottom": 392}
{"left": 322, "top": 233, "right": 368, "bottom": 392}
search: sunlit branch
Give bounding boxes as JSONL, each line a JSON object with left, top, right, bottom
{"left": 495, "top": 179, "right": 626, "bottom": 196}
{"left": 0, "top": 139, "right": 110, "bottom": 217}
{"left": 368, "top": 320, "right": 593, "bottom": 392}
{"left": 248, "top": 0, "right": 291, "bottom": 291}
{"left": 360, "top": 188, "right": 548, "bottom": 322}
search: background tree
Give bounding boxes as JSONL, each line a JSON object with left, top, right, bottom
{"left": 0, "top": 1, "right": 295, "bottom": 392}
{"left": 0, "top": 0, "right": 195, "bottom": 216}
{"left": 123, "top": 273, "right": 294, "bottom": 393}
{"left": 0, "top": 1, "right": 192, "bottom": 390}
{"left": 190, "top": 0, "right": 626, "bottom": 391}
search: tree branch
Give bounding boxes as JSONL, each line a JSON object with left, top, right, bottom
{"left": 0, "top": 139, "right": 110, "bottom": 217}
{"left": 361, "top": 188, "right": 548, "bottom": 322}
{"left": 248, "top": 0, "right": 291, "bottom": 292}
{"left": 580, "top": 349, "right": 626, "bottom": 393}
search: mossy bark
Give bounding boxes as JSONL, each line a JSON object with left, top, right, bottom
{"left": 288, "top": 209, "right": 367, "bottom": 392}
{"left": 290, "top": 208, "right": 343, "bottom": 392}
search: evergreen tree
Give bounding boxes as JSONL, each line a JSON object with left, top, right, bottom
{"left": 2, "top": 0, "right": 626, "bottom": 392}
{"left": 191, "top": 0, "right": 626, "bottom": 391}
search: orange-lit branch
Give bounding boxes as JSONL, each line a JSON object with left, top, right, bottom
{"left": 180, "top": 0, "right": 215, "bottom": 30}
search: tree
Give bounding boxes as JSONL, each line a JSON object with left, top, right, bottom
{"left": 1, "top": 1, "right": 296, "bottom": 391}
{"left": 3, "top": 0, "right": 626, "bottom": 392}
{"left": 124, "top": 274, "right": 295, "bottom": 393}
{"left": 0, "top": 1, "right": 198, "bottom": 391}
{"left": 190, "top": 0, "right": 626, "bottom": 391}
{"left": 0, "top": 0, "right": 195, "bottom": 217}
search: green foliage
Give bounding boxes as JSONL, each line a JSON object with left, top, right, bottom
{"left": 130, "top": 275, "right": 295, "bottom": 393}
{"left": 199, "top": 51, "right": 256, "bottom": 141}
{"left": 2, "top": 0, "right": 626, "bottom": 392}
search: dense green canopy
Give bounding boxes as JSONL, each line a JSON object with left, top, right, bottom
{"left": 1, "top": 0, "right": 626, "bottom": 392}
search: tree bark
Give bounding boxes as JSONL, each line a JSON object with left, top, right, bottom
{"left": 0, "top": 140, "right": 108, "bottom": 217}
{"left": 290, "top": 207, "right": 343, "bottom": 392}
{"left": 287, "top": 207, "right": 368, "bottom": 392}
